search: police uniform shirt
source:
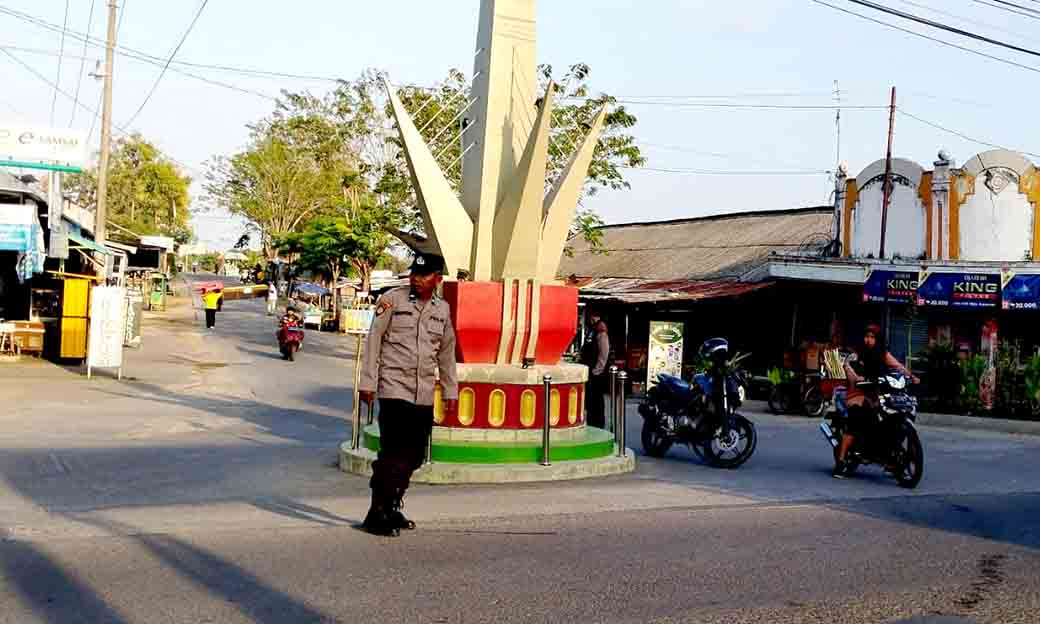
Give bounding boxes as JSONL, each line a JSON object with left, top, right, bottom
{"left": 359, "top": 287, "right": 459, "bottom": 406}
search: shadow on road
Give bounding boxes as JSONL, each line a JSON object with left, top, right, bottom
{"left": 0, "top": 539, "right": 130, "bottom": 623}
{"left": 73, "top": 516, "right": 335, "bottom": 624}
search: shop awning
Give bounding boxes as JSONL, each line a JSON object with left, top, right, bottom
{"left": 66, "top": 221, "right": 112, "bottom": 256}
{"left": 574, "top": 277, "right": 773, "bottom": 305}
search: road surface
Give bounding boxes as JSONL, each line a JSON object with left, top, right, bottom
{"left": 1, "top": 275, "right": 1037, "bottom": 623}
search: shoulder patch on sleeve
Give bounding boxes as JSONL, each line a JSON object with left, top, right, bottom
{"left": 376, "top": 300, "right": 394, "bottom": 316}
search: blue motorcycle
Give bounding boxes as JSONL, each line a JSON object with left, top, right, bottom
{"left": 638, "top": 338, "right": 758, "bottom": 468}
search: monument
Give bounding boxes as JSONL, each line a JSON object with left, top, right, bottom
{"left": 340, "top": 0, "right": 635, "bottom": 482}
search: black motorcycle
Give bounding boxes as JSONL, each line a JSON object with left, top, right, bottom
{"left": 639, "top": 338, "right": 758, "bottom": 469}
{"left": 819, "top": 372, "right": 924, "bottom": 488}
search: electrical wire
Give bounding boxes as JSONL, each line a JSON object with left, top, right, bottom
{"left": 69, "top": 0, "right": 96, "bottom": 127}
{"left": 0, "top": 47, "right": 203, "bottom": 177}
{"left": 809, "top": 0, "right": 1040, "bottom": 75}
{"left": 842, "top": 0, "right": 1040, "bottom": 58}
{"left": 971, "top": 0, "right": 1040, "bottom": 19}
{"left": 628, "top": 166, "right": 831, "bottom": 176}
{"left": 123, "top": 0, "right": 212, "bottom": 129}
{"left": 0, "top": 5, "right": 338, "bottom": 83}
{"left": 897, "top": 109, "right": 1040, "bottom": 158}
{"left": 894, "top": 0, "right": 1038, "bottom": 42}
{"left": 50, "top": 0, "right": 70, "bottom": 124}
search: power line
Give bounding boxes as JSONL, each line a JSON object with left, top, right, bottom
{"left": 584, "top": 98, "right": 887, "bottom": 110}
{"left": 123, "top": 0, "right": 212, "bottom": 129}
{"left": 894, "top": 0, "right": 1038, "bottom": 42}
{"left": 50, "top": 0, "right": 70, "bottom": 124}
{"left": 629, "top": 166, "right": 831, "bottom": 176}
{"left": 809, "top": 0, "right": 1040, "bottom": 74}
{"left": 69, "top": 0, "right": 96, "bottom": 127}
{"left": 0, "top": 46, "right": 202, "bottom": 177}
{"left": 0, "top": 5, "right": 339, "bottom": 83}
{"left": 0, "top": 42, "right": 277, "bottom": 104}
{"left": 842, "top": 0, "right": 1040, "bottom": 59}
{"left": 971, "top": 0, "right": 1040, "bottom": 19}
{"left": 897, "top": 109, "right": 1040, "bottom": 158}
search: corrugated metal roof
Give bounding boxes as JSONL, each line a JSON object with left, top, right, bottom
{"left": 575, "top": 277, "right": 773, "bottom": 305}
{"left": 559, "top": 206, "right": 834, "bottom": 281}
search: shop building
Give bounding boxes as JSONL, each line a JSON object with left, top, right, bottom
{"left": 0, "top": 171, "right": 116, "bottom": 361}
{"left": 561, "top": 148, "right": 1040, "bottom": 400}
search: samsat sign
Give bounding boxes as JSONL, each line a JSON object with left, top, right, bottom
{"left": 0, "top": 124, "right": 88, "bottom": 167}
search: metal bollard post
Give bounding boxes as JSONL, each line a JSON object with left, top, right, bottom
{"left": 542, "top": 375, "right": 553, "bottom": 466}
{"left": 608, "top": 366, "right": 619, "bottom": 434}
{"left": 616, "top": 371, "right": 628, "bottom": 457}
{"left": 350, "top": 334, "right": 365, "bottom": 450}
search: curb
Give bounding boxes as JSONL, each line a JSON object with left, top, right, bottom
{"left": 339, "top": 444, "right": 636, "bottom": 484}
{"left": 913, "top": 412, "right": 1040, "bottom": 437}
{"left": 739, "top": 404, "right": 1040, "bottom": 438}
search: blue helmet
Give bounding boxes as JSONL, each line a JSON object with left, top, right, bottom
{"left": 699, "top": 337, "right": 730, "bottom": 364}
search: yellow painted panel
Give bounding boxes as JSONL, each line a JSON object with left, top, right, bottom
{"left": 63, "top": 279, "right": 90, "bottom": 316}
{"left": 842, "top": 180, "right": 858, "bottom": 258}
{"left": 488, "top": 390, "right": 506, "bottom": 428}
{"left": 569, "top": 388, "right": 579, "bottom": 425}
{"left": 520, "top": 390, "right": 536, "bottom": 427}
{"left": 60, "top": 318, "right": 88, "bottom": 359}
{"left": 458, "top": 388, "right": 476, "bottom": 426}
{"left": 433, "top": 384, "right": 445, "bottom": 424}
{"left": 550, "top": 389, "right": 561, "bottom": 426}
{"left": 920, "top": 172, "right": 933, "bottom": 259}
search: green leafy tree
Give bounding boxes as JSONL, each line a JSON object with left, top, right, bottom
{"left": 203, "top": 131, "right": 343, "bottom": 259}
{"left": 67, "top": 134, "right": 193, "bottom": 243}
{"left": 278, "top": 213, "right": 391, "bottom": 317}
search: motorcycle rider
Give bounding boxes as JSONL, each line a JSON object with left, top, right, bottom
{"left": 833, "top": 324, "right": 918, "bottom": 479}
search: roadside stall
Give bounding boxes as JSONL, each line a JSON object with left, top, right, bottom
{"left": 292, "top": 282, "right": 331, "bottom": 330}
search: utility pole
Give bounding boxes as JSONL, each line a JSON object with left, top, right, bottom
{"left": 833, "top": 80, "right": 841, "bottom": 172}
{"left": 95, "top": 0, "right": 118, "bottom": 248}
{"left": 879, "top": 86, "right": 896, "bottom": 260}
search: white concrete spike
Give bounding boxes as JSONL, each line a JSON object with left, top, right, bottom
{"left": 539, "top": 105, "right": 609, "bottom": 281}
{"left": 383, "top": 79, "right": 474, "bottom": 277}
{"left": 492, "top": 81, "right": 555, "bottom": 280}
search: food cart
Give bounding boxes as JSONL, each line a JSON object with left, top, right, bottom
{"left": 148, "top": 274, "right": 168, "bottom": 311}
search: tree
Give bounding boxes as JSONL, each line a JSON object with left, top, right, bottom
{"left": 203, "top": 131, "right": 343, "bottom": 259}
{"left": 278, "top": 213, "right": 391, "bottom": 317}
{"left": 67, "top": 134, "right": 193, "bottom": 243}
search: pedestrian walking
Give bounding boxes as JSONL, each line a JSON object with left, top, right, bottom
{"left": 266, "top": 282, "right": 278, "bottom": 316}
{"left": 581, "top": 311, "right": 610, "bottom": 428}
{"left": 358, "top": 252, "right": 458, "bottom": 537}
{"left": 202, "top": 288, "right": 222, "bottom": 329}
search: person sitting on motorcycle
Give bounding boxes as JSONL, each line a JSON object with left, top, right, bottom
{"left": 281, "top": 305, "right": 301, "bottom": 326}
{"left": 833, "top": 323, "right": 918, "bottom": 479}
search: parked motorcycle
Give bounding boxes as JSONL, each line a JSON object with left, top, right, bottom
{"left": 277, "top": 315, "right": 305, "bottom": 361}
{"left": 819, "top": 372, "right": 924, "bottom": 488}
{"left": 639, "top": 338, "right": 758, "bottom": 469}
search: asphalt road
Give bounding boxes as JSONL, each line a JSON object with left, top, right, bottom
{"left": 1, "top": 274, "right": 1038, "bottom": 623}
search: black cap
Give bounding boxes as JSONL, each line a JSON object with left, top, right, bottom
{"left": 409, "top": 252, "right": 445, "bottom": 275}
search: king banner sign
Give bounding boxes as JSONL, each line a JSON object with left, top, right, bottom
{"left": 916, "top": 271, "right": 1000, "bottom": 309}
{"left": 863, "top": 270, "right": 919, "bottom": 304}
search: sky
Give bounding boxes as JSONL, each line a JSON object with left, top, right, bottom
{"left": 2, "top": 0, "right": 1038, "bottom": 252}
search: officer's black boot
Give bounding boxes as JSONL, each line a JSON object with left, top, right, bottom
{"left": 388, "top": 489, "right": 416, "bottom": 531}
{"left": 361, "top": 492, "right": 399, "bottom": 537}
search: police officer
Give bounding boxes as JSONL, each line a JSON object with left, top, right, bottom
{"left": 358, "top": 252, "right": 458, "bottom": 536}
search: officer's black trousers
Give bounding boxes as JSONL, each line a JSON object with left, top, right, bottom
{"left": 585, "top": 374, "right": 608, "bottom": 429}
{"left": 371, "top": 399, "right": 433, "bottom": 504}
